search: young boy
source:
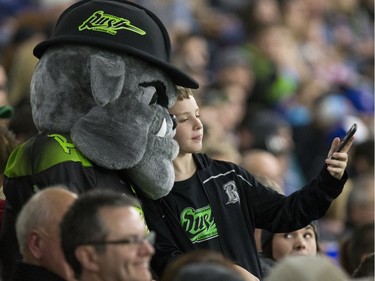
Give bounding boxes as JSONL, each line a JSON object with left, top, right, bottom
{"left": 140, "top": 87, "right": 352, "bottom": 280}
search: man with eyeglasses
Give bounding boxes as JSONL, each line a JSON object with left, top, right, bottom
{"left": 60, "top": 189, "right": 155, "bottom": 281}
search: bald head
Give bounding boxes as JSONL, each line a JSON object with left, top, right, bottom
{"left": 241, "top": 149, "right": 284, "bottom": 193}
{"left": 16, "top": 186, "right": 78, "bottom": 251}
{"left": 15, "top": 186, "right": 77, "bottom": 280}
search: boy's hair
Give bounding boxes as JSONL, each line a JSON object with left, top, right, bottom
{"left": 177, "top": 86, "right": 193, "bottom": 101}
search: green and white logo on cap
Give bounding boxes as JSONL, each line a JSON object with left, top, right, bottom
{"left": 78, "top": 10, "right": 146, "bottom": 36}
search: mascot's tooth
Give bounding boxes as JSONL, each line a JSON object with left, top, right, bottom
{"left": 156, "top": 118, "right": 167, "bottom": 137}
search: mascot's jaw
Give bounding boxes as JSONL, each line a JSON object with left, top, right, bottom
{"left": 156, "top": 118, "right": 167, "bottom": 137}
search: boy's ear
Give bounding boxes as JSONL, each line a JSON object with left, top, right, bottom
{"left": 75, "top": 245, "right": 100, "bottom": 273}
{"left": 90, "top": 54, "right": 125, "bottom": 105}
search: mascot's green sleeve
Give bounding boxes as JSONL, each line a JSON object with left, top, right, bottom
{"left": 0, "top": 0, "right": 198, "bottom": 280}
{"left": 4, "top": 132, "right": 131, "bottom": 208}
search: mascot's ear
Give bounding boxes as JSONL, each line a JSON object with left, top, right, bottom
{"left": 90, "top": 54, "right": 125, "bottom": 105}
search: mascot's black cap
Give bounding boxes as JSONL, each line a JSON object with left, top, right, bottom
{"left": 33, "top": 0, "right": 199, "bottom": 89}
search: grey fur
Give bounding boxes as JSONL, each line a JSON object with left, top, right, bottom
{"left": 30, "top": 44, "right": 179, "bottom": 198}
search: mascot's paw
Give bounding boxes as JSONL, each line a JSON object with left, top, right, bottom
{"left": 127, "top": 132, "right": 179, "bottom": 199}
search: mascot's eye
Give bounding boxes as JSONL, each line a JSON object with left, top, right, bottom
{"left": 139, "top": 81, "right": 168, "bottom": 108}
{"left": 150, "top": 92, "right": 158, "bottom": 105}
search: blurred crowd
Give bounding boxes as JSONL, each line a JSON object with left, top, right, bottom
{"left": 0, "top": 0, "right": 373, "bottom": 279}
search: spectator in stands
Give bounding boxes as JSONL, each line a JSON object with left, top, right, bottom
{"left": 60, "top": 189, "right": 155, "bottom": 281}
{"left": 11, "top": 186, "right": 77, "bottom": 281}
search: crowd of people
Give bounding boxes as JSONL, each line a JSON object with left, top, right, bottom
{"left": 0, "top": 0, "right": 373, "bottom": 281}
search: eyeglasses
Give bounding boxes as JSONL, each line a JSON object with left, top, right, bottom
{"left": 84, "top": 231, "right": 155, "bottom": 247}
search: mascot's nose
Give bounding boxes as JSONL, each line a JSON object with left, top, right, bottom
{"left": 170, "top": 114, "right": 177, "bottom": 130}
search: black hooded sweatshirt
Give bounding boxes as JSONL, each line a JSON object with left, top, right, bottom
{"left": 139, "top": 153, "right": 347, "bottom": 280}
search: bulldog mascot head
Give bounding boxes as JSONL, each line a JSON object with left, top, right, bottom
{"left": 31, "top": 0, "right": 198, "bottom": 198}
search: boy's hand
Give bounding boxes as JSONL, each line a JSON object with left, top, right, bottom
{"left": 325, "top": 137, "right": 354, "bottom": 179}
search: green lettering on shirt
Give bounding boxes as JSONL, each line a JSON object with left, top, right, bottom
{"left": 180, "top": 205, "right": 218, "bottom": 243}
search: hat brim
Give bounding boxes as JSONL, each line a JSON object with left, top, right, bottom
{"left": 34, "top": 36, "right": 199, "bottom": 89}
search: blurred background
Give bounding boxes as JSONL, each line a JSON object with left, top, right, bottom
{"left": 0, "top": 0, "right": 373, "bottom": 276}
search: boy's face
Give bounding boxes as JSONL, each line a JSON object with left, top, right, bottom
{"left": 169, "top": 96, "right": 203, "bottom": 154}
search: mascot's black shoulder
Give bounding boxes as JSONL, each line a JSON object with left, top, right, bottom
{"left": 4, "top": 132, "right": 92, "bottom": 178}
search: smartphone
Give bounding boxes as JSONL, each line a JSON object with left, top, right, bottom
{"left": 330, "top": 123, "right": 357, "bottom": 158}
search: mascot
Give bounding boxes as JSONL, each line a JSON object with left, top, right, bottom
{"left": 0, "top": 0, "right": 198, "bottom": 280}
